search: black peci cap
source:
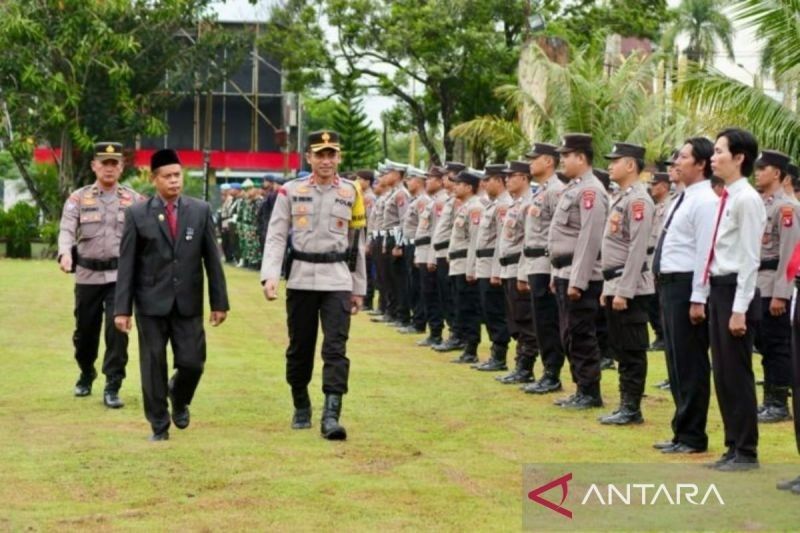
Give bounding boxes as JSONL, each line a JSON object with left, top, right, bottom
{"left": 150, "top": 149, "right": 181, "bottom": 172}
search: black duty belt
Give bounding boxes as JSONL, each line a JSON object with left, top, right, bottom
{"left": 551, "top": 254, "right": 573, "bottom": 269}
{"left": 433, "top": 240, "right": 450, "bottom": 251}
{"left": 292, "top": 251, "right": 348, "bottom": 263}
{"left": 476, "top": 249, "right": 495, "bottom": 258}
{"left": 523, "top": 247, "right": 548, "bottom": 258}
{"left": 759, "top": 258, "right": 780, "bottom": 271}
{"left": 602, "top": 263, "right": 648, "bottom": 281}
{"left": 499, "top": 253, "right": 521, "bottom": 267}
{"left": 415, "top": 236, "right": 432, "bottom": 246}
{"left": 709, "top": 273, "right": 738, "bottom": 286}
{"left": 647, "top": 246, "right": 655, "bottom": 255}
{"left": 448, "top": 249, "right": 468, "bottom": 260}
{"left": 77, "top": 256, "right": 118, "bottom": 271}
{"left": 656, "top": 272, "right": 693, "bottom": 285}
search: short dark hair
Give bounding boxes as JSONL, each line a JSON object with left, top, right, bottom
{"left": 634, "top": 158, "right": 644, "bottom": 174}
{"left": 469, "top": 182, "right": 479, "bottom": 194}
{"left": 716, "top": 128, "right": 758, "bottom": 177}
{"left": 683, "top": 137, "right": 714, "bottom": 179}
{"left": 580, "top": 149, "right": 594, "bottom": 165}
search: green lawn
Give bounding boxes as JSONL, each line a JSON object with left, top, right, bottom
{"left": 0, "top": 259, "right": 797, "bottom": 531}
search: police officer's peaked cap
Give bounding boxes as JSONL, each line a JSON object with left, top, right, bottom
{"left": 307, "top": 130, "right": 341, "bottom": 152}
{"left": 383, "top": 159, "right": 407, "bottom": 173}
{"left": 444, "top": 161, "right": 466, "bottom": 173}
{"left": 426, "top": 165, "right": 445, "bottom": 178}
{"left": 483, "top": 163, "right": 507, "bottom": 177}
{"left": 453, "top": 169, "right": 482, "bottom": 186}
{"left": 649, "top": 172, "right": 670, "bottom": 184}
{"left": 150, "top": 149, "right": 181, "bottom": 172}
{"left": 94, "top": 142, "right": 124, "bottom": 161}
{"left": 755, "top": 150, "right": 790, "bottom": 173}
{"left": 355, "top": 169, "right": 375, "bottom": 182}
{"left": 605, "top": 142, "right": 646, "bottom": 161}
{"left": 503, "top": 161, "right": 532, "bottom": 175}
{"left": 405, "top": 166, "right": 427, "bottom": 179}
{"left": 556, "top": 133, "right": 593, "bottom": 154}
{"left": 525, "top": 142, "right": 559, "bottom": 159}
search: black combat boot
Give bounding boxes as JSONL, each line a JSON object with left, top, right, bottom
{"left": 521, "top": 372, "right": 563, "bottom": 394}
{"left": 473, "top": 345, "right": 508, "bottom": 371}
{"left": 74, "top": 369, "right": 97, "bottom": 397}
{"left": 321, "top": 394, "right": 347, "bottom": 440}
{"left": 103, "top": 375, "right": 124, "bottom": 409}
{"left": 433, "top": 336, "right": 465, "bottom": 352}
{"left": 417, "top": 334, "right": 443, "bottom": 347}
{"left": 563, "top": 383, "right": 603, "bottom": 410}
{"left": 758, "top": 385, "right": 792, "bottom": 423}
{"left": 600, "top": 357, "right": 616, "bottom": 371}
{"left": 495, "top": 356, "right": 534, "bottom": 384}
{"left": 598, "top": 393, "right": 644, "bottom": 425}
{"left": 291, "top": 387, "right": 312, "bottom": 430}
{"left": 451, "top": 344, "right": 479, "bottom": 364}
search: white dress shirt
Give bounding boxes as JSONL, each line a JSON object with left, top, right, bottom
{"left": 659, "top": 179, "right": 719, "bottom": 303}
{"left": 709, "top": 177, "right": 767, "bottom": 313}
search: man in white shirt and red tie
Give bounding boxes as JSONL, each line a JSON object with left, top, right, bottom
{"left": 705, "top": 128, "right": 766, "bottom": 471}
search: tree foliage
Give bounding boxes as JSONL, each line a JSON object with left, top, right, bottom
{"left": 661, "top": 0, "right": 735, "bottom": 65}
{"left": 331, "top": 79, "right": 381, "bottom": 171}
{"left": 0, "top": 0, "right": 247, "bottom": 218}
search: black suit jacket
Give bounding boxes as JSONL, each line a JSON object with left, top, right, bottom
{"left": 115, "top": 195, "right": 229, "bottom": 317}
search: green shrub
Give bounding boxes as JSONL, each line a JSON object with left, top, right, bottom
{"left": 4, "top": 202, "right": 39, "bottom": 258}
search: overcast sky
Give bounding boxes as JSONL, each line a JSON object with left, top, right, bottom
{"left": 213, "top": 0, "right": 769, "bottom": 127}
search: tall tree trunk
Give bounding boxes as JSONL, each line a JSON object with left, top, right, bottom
{"left": 9, "top": 152, "right": 54, "bottom": 220}
{"left": 57, "top": 132, "right": 74, "bottom": 202}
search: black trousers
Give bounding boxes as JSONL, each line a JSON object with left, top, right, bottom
{"left": 595, "top": 305, "right": 612, "bottom": 360}
{"left": 73, "top": 283, "right": 128, "bottom": 383}
{"left": 221, "top": 228, "right": 235, "bottom": 263}
{"left": 529, "top": 273, "right": 565, "bottom": 378}
{"left": 647, "top": 288, "right": 664, "bottom": 340}
{"left": 708, "top": 279, "right": 760, "bottom": 459}
{"left": 660, "top": 275, "right": 710, "bottom": 450}
{"left": 554, "top": 278, "right": 603, "bottom": 390}
{"left": 405, "top": 245, "right": 425, "bottom": 330}
{"left": 754, "top": 297, "right": 793, "bottom": 387}
{"left": 286, "top": 289, "right": 351, "bottom": 396}
{"left": 452, "top": 274, "right": 481, "bottom": 348}
{"left": 389, "top": 247, "right": 410, "bottom": 323}
{"left": 604, "top": 295, "right": 649, "bottom": 399}
{"left": 504, "top": 278, "right": 538, "bottom": 368}
{"left": 478, "top": 278, "right": 510, "bottom": 349}
{"left": 136, "top": 309, "right": 206, "bottom": 434}
{"left": 420, "top": 264, "right": 444, "bottom": 337}
{"left": 365, "top": 250, "right": 376, "bottom": 310}
{"left": 436, "top": 257, "right": 456, "bottom": 336}
{"left": 791, "top": 290, "right": 800, "bottom": 454}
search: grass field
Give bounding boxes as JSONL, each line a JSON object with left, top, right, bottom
{"left": 0, "top": 259, "right": 797, "bottom": 531}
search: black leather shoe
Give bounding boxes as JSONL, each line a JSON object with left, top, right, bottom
{"left": 661, "top": 442, "right": 705, "bottom": 454}
{"left": 417, "top": 336, "right": 443, "bottom": 347}
{"left": 758, "top": 404, "right": 791, "bottom": 423}
{"left": 495, "top": 369, "right": 534, "bottom": 384}
{"left": 599, "top": 406, "right": 643, "bottom": 425}
{"left": 705, "top": 449, "right": 735, "bottom": 469}
{"left": 451, "top": 351, "right": 479, "bottom": 364}
{"left": 432, "top": 338, "right": 465, "bottom": 352}
{"left": 600, "top": 358, "right": 616, "bottom": 371}
{"left": 103, "top": 389, "right": 124, "bottom": 409}
{"left": 292, "top": 407, "right": 312, "bottom": 429}
{"left": 653, "top": 440, "right": 677, "bottom": 450}
{"left": 397, "top": 325, "right": 425, "bottom": 334}
{"left": 168, "top": 379, "right": 190, "bottom": 430}
{"left": 74, "top": 370, "right": 97, "bottom": 397}
{"left": 791, "top": 484, "right": 800, "bottom": 495}
{"left": 777, "top": 475, "right": 800, "bottom": 491}
{"left": 554, "top": 393, "right": 578, "bottom": 406}
{"left": 648, "top": 338, "right": 666, "bottom": 351}
{"left": 562, "top": 392, "right": 603, "bottom": 410}
{"left": 472, "top": 358, "right": 507, "bottom": 372}
{"left": 522, "top": 375, "right": 563, "bottom": 394}
{"left": 149, "top": 430, "right": 169, "bottom": 442}
{"left": 714, "top": 458, "right": 759, "bottom": 472}
{"left": 369, "top": 315, "right": 390, "bottom": 323}
{"left": 320, "top": 394, "right": 347, "bottom": 441}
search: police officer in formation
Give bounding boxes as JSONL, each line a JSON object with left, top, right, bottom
{"left": 58, "top": 142, "right": 145, "bottom": 408}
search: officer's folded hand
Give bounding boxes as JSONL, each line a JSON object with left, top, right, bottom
{"left": 210, "top": 311, "right": 227, "bottom": 327}
{"left": 114, "top": 315, "right": 132, "bottom": 333}
{"left": 427, "top": 263, "right": 436, "bottom": 272}
{"left": 729, "top": 311, "right": 746, "bottom": 337}
{"left": 490, "top": 276, "right": 502, "bottom": 287}
{"left": 466, "top": 275, "right": 477, "bottom": 284}
{"left": 567, "top": 286, "right": 582, "bottom": 301}
{"left": 517, "top": 280, "right": 530, "bottom": 294}
{"left": 263, "top": 279, "right": 278, "bottom": 301}
{"left": 612, "top": 295, "right": 628, "bottom": 311}
{"left": 689, "top": 302, "right": 706, "bottom": 325}
{"left": 350, "top": 295, "right": 363, "bottom": 315}
{"left": 59, "top": 254, "right": 72, "bottom": 273}
{"left": 769, "top": 297, "right": 787, "bottom": 317}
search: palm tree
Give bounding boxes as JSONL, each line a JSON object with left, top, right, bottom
{"left": 450, "top": 44, "right": 704, "bottom": 165}
{"left": 661, "top": 0, "right": 736, "bottom": 66}
{"left": 674, "top": 0, "right": 800, "bottom": 159}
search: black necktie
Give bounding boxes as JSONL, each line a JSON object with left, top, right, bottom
{"left": 652, "top": 192, "right": 685, "bottom": 276}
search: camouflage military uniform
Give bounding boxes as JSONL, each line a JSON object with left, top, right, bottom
{"left": 239, "top": 197, "right": 260, "bottom": 268}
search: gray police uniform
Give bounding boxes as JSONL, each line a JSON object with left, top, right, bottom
{"left": 548, "top": 170, "right": 609, "bottom": 398}
{"left": 363, "top": 188, "right": 378, "bottom": 310}
{"left": 601, "top": 182, "right": 655, "bottom": 414}
{"left": 415, "top": 189, "right": 448, "bottom": 339}
{"left": 432, "top": 194, "right": 460, "bottom": 339}
{"left": 58, "top": 183, "right": 144, "bottom": 388}
{"left": 403, "top": 191, "right": 428, "bottom": 331}
{"left": 371, "top": 192, "right": 389, "bottom": 315}
{"left": 261, "top": 174, "right": 366, "bottom": 397}
{"left": 382, "top": 184, "right": 411, "bottom": 324}
{"left": 519, "top": 174, "right": 567, "bottom": 385}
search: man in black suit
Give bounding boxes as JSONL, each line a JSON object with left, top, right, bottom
{"left": 114, "top": 149, "right": 229, "bottom": 441}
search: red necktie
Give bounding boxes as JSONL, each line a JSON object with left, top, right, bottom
{"left": 165, "top": 201, "right": 177, "bottom": 240}
{"left": 702, "top": 188, "right": 729, "bottom": 284}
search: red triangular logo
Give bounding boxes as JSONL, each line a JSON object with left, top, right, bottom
{"left": 527, "top": 472, "right": 573, "bottom": 519}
